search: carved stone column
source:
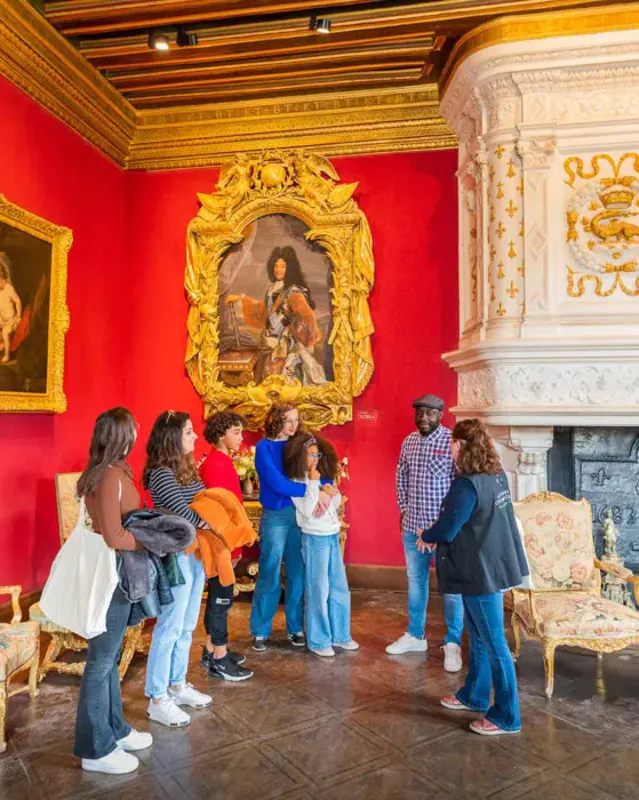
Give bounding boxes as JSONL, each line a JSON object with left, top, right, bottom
{"left": 488, "top": 426, "right": 554, "bottom": 500}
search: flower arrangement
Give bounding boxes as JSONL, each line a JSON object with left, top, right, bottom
{"left": 233, "top": 446, "right": 257, "bottom": 482}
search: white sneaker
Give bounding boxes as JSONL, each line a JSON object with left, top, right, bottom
{"left": 334, "top": 640, "right": 360, "bottom": 651}
{"left": 310, "top": 646, "right": 335, "bottom": 657}
{"left": 82, "top": 748, "right": 139, "bottom": 774}
{"left": 442, "top": 642, "right": 463, "bottom": 673}
{"left": 385, "top": 633, "right": 428, "bottom": 655}
{"left": 168, "top": 682, "right": 213, "bottom": 708}
{"left": 117, "top": 728, "right": 153, "bottom": 752}
{"left": 147, "top": 696, "right": 191, "bottom": 727}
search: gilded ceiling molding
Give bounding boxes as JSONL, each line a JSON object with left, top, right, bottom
{"left": 0, "top": 0, "right": 135, "bottom": 167}
{"left": 128, "top": 86, "right": 457, "bottom": 170}
{"left": 0, "top": 0, "right": 456, "bottom": 169}
{"left": 440, "top": 2, "right": 639, "bottom": 98}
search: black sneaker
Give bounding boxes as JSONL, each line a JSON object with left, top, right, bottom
{"left": 228, "top": 650, "right": 247, "bottom": 666}
{"left": 202, "top": 646, "right": 246, "bottom": 667}
{"left": 208, "top": 655, "right": 254, "bottom": 682}
{"left": 252, "top": 637, "right": 267, "bottom": 652}
{"left": 287, "top": 632, "right": 306, "bottom": 648}
{"left": 200, "top": 646, "right": 213, "bottom": 669}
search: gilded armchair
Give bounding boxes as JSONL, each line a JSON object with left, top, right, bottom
{"left": 0, "top": 585, "right": 40, "bottom": 753}
{"left": 512, "top": 491, "right": 639, "bottom": 698}
{"left": 29, "top": 473, "right": 146, "bottom": 682}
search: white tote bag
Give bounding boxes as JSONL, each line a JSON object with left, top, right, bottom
{"left": 40, "top": 496, "right": 119, "bottom": 639}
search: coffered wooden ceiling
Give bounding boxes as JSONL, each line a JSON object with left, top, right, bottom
{"left": 36, "top": 0, "right": 613, "bottom": 110}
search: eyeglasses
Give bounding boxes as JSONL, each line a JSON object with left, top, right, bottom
{"left": 308, "top": 453, "right": 322, "bottom": 460}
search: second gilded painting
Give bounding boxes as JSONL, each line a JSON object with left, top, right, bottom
{"left": 218, "top": 213, "right": 333, "bottom": 387}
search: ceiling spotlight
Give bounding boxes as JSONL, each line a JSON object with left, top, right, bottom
{"left": 177, "top": 27, "right": 198, "bottom": 47}
{"left": 310, "top": 15, "right": 331, "bottom": 34}
{"left": 148, "top": 31, "right": 170, "bottom": 51}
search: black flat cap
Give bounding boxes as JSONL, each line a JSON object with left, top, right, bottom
{"left": 412, "top": 394, "right": 444, "bottom": 411}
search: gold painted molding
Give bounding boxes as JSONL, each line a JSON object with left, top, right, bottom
{"left": 129, "top": 85, "right": 456, "bottom": 170}
{"left": 0, "top": 0, "right": 456, "bottom": 170}
{"left": 441, "top": 3, "right": 639, "bottom": 96}
{"left": 0, "top": 0, "right": 135, "bottom": 167}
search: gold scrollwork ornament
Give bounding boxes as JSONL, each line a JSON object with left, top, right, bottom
{"left": 185, "top": 150, "right": 375, "bottom": 430}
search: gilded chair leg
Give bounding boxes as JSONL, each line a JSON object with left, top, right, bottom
{"left": 0, "top": 679, "right": 7, "bottom": 754}
{"left": 118, "top": 623, "right": 143, "bottom": 681}
{"left": 39, "top": 634, "right": 62, "bottom": 682}
{"left": 29, "top": 639, "right": 41, "bottom": 699}
{"left": 511, "top": 615, "right": 522, "bottom": 661}
{"left": 542, "top": 641, "right": 557, "bottom": 699}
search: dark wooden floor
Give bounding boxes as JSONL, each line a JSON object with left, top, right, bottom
{"left": 3, "top": 590, "right": 639, "bottom": 799}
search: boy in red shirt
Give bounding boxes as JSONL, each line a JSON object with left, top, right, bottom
{"left": 199, "top": 411, "right": 253, "bottom": 681}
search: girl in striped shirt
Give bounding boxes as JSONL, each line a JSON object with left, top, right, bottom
{"left": 143, "top": 411, "right": 212, "bottom": 728}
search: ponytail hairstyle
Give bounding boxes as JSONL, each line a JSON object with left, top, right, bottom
{"left": 77, "top": 407, "right": 137, "bottom": 497}
{"left": 143, "top": 410, "right": 200, "bottom": 488}
{"left": 452, "top": 418, "right": 502, "bottom": 476}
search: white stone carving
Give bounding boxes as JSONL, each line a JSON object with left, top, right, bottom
{"left": 516, "top": 137, "right": 558, "bottom": 169}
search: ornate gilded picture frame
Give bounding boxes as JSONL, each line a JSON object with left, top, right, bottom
{"left": 0, "top": 195, "right": 71, "bottom": 413}
{"left": 185, "top": 150, "right": 375, "bottom": 430}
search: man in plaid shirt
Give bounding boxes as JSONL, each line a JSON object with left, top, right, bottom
{"left": 386, "top": 394, "right": 464, "bottom": 672}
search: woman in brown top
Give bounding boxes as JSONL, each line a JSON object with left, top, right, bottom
{"left": 73, "top": 407, "right": 153, "bottom": 775}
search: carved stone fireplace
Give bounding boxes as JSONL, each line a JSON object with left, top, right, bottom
{"left": 439, "top": 10, "right": 639, "bottom": 566}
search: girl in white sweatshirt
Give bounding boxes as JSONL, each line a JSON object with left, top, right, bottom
{"left": 283, "top": 432, "right": 359, "bottom": 657}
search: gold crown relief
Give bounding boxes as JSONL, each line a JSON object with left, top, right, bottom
{"left": 598, "top": 185, "right": 635, "bottom": 209}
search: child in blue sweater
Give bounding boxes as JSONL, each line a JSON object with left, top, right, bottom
{"left": 249, "top": 403, "right": 332, "bottom": 651}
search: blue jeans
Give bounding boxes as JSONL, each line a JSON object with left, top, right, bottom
{"left": 301, "top": 533, "right": 351, "bottom": 650}
{"left": 456, "top": 592, "right": 521, "bottom": 732}
{"left": 74, "top": 585, "right": 131, "bottom": 759}
{"left": 250, "top": 505, "right": 304, "bottom": 639}
{"left": 403, "top": 531, "right": 463, "bottom": 644}
{"left": 145, "top": 551, "right": 205, "bottom": 698}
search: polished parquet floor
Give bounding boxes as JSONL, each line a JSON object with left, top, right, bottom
{"left": 3, "top": 590, "right": 639, "bottom": 800}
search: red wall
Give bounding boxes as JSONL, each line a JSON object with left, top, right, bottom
{"left": 0, "top": 76, "right": 128, "bottom": 590}
{"left": 124, "top": 152, "right": 459, "bottom": 568}
{"left": 0, "top": 74, "right": 458, "bottom": 590}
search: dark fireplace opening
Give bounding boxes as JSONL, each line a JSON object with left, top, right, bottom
{"left": 547, "top": 427, "right": 639, "bottom": 572}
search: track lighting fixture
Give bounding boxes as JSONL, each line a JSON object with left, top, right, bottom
{"left": 310, "top": 15, "right": 331, "bottom": 35}
{"left": 148, "top": 31, "right": 170, "bottom": 51}
{"left": 177, "top": 27, "right": 198, "bottom": 47}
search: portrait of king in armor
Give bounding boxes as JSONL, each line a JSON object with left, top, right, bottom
{"left": 218, "top": 213, "right": 333, "bottom": 387}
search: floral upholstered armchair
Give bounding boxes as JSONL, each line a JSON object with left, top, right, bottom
{"left": 1, "top": 585, "right": 40, "bottom": 753}
{"left": 512, "top": 491, "right": 639, "bottom": 698}
{"left": 28, "top": 473, "right": 146, "bottom": 682}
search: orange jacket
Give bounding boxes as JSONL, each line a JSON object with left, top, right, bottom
{"left": 189, "top": 488, "right": 257, "bottom": 586}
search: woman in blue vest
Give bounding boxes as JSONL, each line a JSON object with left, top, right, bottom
{"left": 250, "top": 403, "right": 332, "bottom": 651}
{"left": 418, "top": 418, "right": 529, "bottom": 735}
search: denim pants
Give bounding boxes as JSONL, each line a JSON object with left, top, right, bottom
{"left": 74, "top": 585, "right": 132, "bottom": 759}
{"left": 250, "top": 505, "right": 304, "bottom": 639}
{"left": 145, "top": 550, "right": 205, "bottom": 698}
{"left": 301, "top": 533, "right": 351, "bottom": 650}
{"left": 402, "top": 531, "right": 463, "bottom": 644}
{"left": 456, "top": 592, "right": 521, "bottom": 732}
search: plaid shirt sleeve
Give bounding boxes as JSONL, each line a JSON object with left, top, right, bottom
{"left": 396, "top": 439, "right": 409, "bottom": 512}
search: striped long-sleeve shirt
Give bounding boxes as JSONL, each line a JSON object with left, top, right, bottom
{"left": 147, "top": 467, "right": 206, "bottom": 528}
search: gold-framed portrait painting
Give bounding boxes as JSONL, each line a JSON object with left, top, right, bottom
{"left": 0, "top": 195, "right": 71, "bottom": 413}
{"left": 185, "top": 150, "right": 375, "bottom": 430}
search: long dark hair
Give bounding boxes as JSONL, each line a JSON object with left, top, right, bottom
{"left": 453, "top": 418, "right": 502, "bottom": 476}
{"left": 77, "top": 407, "right": 137, "bottom": 497}
{"left": 283, "top": 431, "right": 339, "bottom": 482}
{"left": 266, "top": 246, "right": 316, "bottom": 309}
{"left": 143, "top": 410, "right": 200, "bottom": 488}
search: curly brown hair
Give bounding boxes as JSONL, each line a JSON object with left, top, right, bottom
{"left": 143, "top": 410, "right": 200, "bottom": 488}
{"left": 203, "top": 411, "right": 247, "bottom": 445}
{"left": 264, "top": 403, "right": 299, "bottom": 439}
{"left": 452, "top": 418, "right": 502, "bottom": 476}
{"left": 283, "top": 431, "right": 339, "bottom": 482}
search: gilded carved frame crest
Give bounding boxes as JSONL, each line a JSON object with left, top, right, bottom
{"left": 185, "top": 150, "right": 375, "bottom": 430}
{"left": 0, "top": 195, "right": 71, "bottom": 413}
